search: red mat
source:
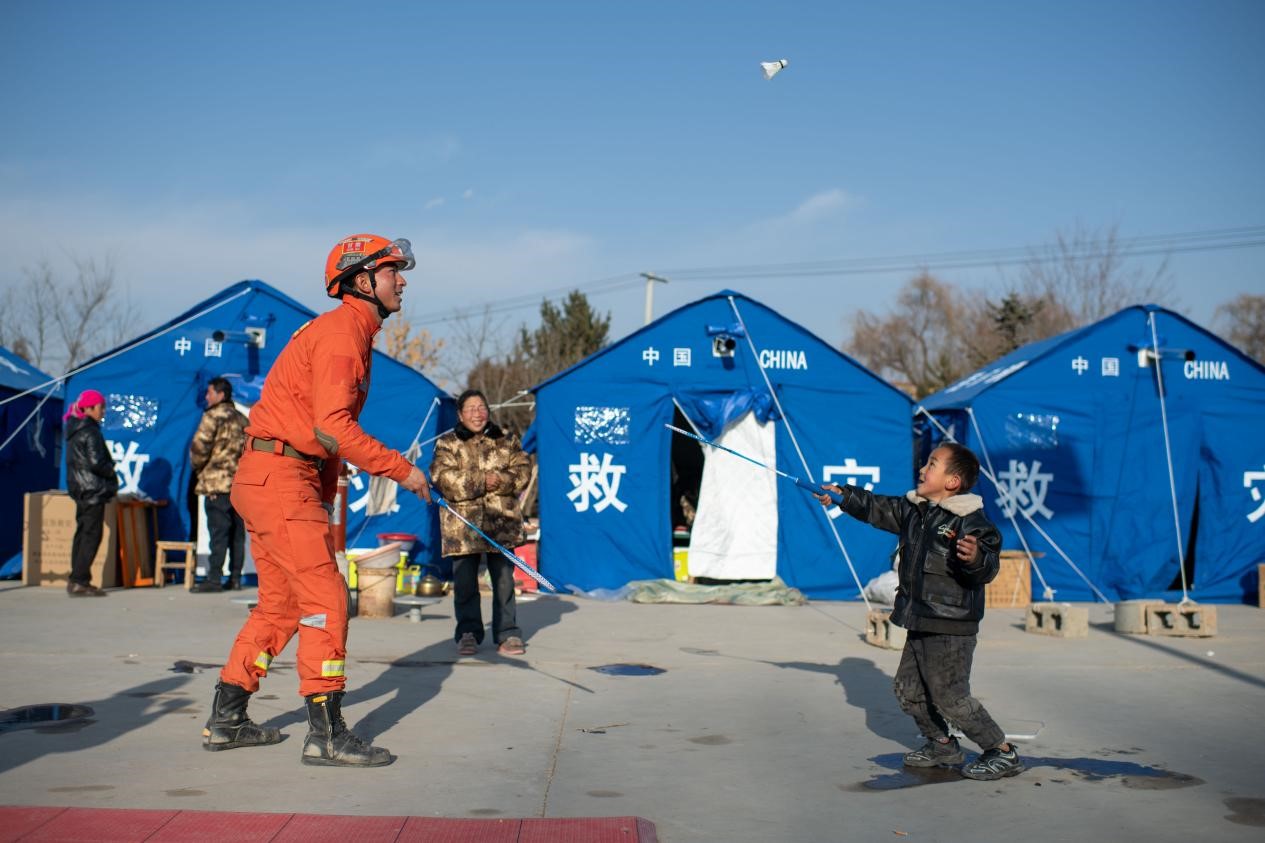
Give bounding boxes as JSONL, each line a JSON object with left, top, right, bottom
{"left": 0, "top": 807, "right": 657, "bottom": 843}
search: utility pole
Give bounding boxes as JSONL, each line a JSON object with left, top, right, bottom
{"left": 641, "top": 272, "right": 668, "bottom": 325}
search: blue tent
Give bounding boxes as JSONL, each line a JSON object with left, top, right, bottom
{"left": 60, "top": 280, "right": 452, "bottom": 571}
{"left": 0, "top": 347, "right": 63, "bottom": 574}
{"left": 920, "top": 304, "right": 1265, "bottom": 604}
{"left": 528, "top": 290, "right": 913, "bottom": 599}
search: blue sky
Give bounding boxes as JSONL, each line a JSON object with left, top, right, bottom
{"left": 2, "top": 0, "right": 1262, "bottom": 359}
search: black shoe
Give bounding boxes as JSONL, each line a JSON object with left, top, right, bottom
{"left": 202, "top": 681, "right": 283, "bottom": 751}
{"left": 903, "top": 737, "right": 965, "bottom": 768}
{"left": 227, "top": 579, "right": 243, "bottom": 591}
{"left": 961, "top": 746, "right": 1025, "bottom": 780}
{"left": 302, "top": 691, "right": 393, "bottom": 767}
{"left": 190, "top": 581, "right": 223, "bottom": 593}
{"left": 67, "top": 582, "right": 107, "bottom": 597}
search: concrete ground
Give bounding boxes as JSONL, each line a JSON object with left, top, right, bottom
{"left": 0, "top": 581, "right": 1262, "bottom": 843}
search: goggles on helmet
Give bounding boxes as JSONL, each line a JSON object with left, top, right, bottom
{"left": 327, "top": 237, "right": 415, "bottom": 295}
{"left": 362, "top": 238, "right": 415, "bottom": 273}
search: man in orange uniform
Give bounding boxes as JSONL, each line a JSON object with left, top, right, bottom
{"left": 202, "top": 234, "right": 432, "bottom": 767}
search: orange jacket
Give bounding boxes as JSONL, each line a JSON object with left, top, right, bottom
{"left": 246, "top": 297, "right": 413, "bottom": 503}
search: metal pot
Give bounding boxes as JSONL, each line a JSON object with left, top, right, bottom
{"left": 416, "top": 575, "right": 446, "bottom": 597}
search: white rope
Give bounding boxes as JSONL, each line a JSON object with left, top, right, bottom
{"left": 916, "top": 405, "right": 1111, "bottom": 603}
{"left": 965, "top": 408, "right": 1056, "bottom": 600}
{"left": 1148, "top": 310, "right": 1191, "bottom": 604}
{"left": 727, "top": 296, "right": 871, "bottom": 610}
{"left": 0, "top": 383, "right": 58, "bottom": 455}
{"left": 0, "top": 288, "right": 254, "bottom": 408}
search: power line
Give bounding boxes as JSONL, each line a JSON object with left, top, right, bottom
{"left": 408, "top": 224, "right": 1265, "bottom": 329}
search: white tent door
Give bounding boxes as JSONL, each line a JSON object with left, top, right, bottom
{"left": 687, "top": 410, "right": 778, "bottom": 579}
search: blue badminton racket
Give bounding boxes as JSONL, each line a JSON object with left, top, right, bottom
{"left": 666, "top": 424, "right": 843, "bottom": 506}
{"left": 433, "top": 494, "right": 563, "bottom": 593}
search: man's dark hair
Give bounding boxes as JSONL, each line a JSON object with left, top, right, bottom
{"left": 940, "top": 442, "right": 980, "bottom": 493}
{"left": 208, "top": 376, "right": 233, "bottom": 401}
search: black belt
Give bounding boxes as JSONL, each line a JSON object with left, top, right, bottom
{"left": 249, "top": 437, "right": 325, "bottom": 469}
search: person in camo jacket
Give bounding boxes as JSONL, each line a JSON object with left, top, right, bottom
{"left": 430, "top": 389, "right": 532, "bottom": 658}
{"left": 189, "top": 376, "right": 249, "bottom": 592}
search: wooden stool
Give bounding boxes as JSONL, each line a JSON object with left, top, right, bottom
{"left": 155, "top": 541, "right": 197, "bottom": 590}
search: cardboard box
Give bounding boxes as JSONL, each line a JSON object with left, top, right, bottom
{"left": 22, "top": 491, "right": 118, "bottom": 588}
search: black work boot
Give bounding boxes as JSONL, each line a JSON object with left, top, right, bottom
{"left": 302, "top": 691, "right": 394, "bottom": 767}
{"left": 202, "top": 681, "right": 283, "bottom": 751}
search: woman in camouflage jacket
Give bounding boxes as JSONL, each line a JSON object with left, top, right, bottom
{"left": 430, "top": 389, "right": 531, "bottom": 656}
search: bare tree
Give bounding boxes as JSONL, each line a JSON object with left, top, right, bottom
{"left": 1215, "top": 293, "right": 1265, "bottom": 364}
{"left": 431, "top": 292, "right": 612, "bottom": 433}
{"left": 1009, "top": 222, "right": 1174, "bottom": 328}
{"left": 432, "top": 304, "right": 517, "bottom": 394}
{"left": 846, "top": 272, "right": 973, "bottom": 398}
{"left": 0, "top": 256, "right": 131, "bottom": 374}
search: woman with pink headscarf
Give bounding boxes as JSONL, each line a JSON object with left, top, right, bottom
{"left": 63, "top": 389, "right": 118, "bottom": 596}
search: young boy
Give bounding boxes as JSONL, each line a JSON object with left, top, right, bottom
{"left": 815, "top": 442, "right": 1024, "bottom": 780}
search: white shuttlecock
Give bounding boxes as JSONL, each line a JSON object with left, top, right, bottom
{"left": 760, "top": 59, "right": 788, "bottom": 80}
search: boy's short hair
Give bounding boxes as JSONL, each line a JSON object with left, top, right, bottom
{"left": 940, "top": 442, "right": 980, "bottom": 493}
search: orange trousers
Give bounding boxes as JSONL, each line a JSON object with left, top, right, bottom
{"left": 220, "top": 449, "right": 349, "bottom": 698}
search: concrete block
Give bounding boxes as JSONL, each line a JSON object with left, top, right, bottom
{"left": 1145, "top": 603, "right": 1218, "bottom": 638}
{"left": 865, "top": 609, "right": 906, "bottom": 650}
{"left": 1025, "top": 602, "right": 1089, "bottom": 638}
{"left": 1113, "top": 600, "right": 1166, "bottom": 634}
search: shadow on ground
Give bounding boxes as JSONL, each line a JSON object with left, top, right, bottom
{"left": 256, "top": 596, "right": 580, "bottom": 740}
{"left": 842, "top": 751, "right": 1205, "bottom": 792}
{"left": 0, "top": 675, "right": 195, "bottom": 775}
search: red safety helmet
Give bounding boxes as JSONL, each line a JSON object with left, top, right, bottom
{"left": 324, "top": 234, "right": 415, "bottom": 298}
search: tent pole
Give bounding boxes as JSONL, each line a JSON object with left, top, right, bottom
{"left": 1148, "top": 311, "right": 1192, "bottom": 604}
{"left": 727, "top": 296, "right": 871, "bottom": 611}
{"left": 917, "top": 406, "right": 1111, "bottom": 603}
{"left": 964, "top": 408, "right": 1057, "bottom": 600}
{"left": 406, "top": 397, "right": 441, "bottom": 453}
{"left": 0, "top": 383, "right": 58, "bottom": 456}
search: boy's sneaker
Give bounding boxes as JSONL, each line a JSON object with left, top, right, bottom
{"left": 903, "top": 737, "right": 964, "bottom": 768}
{"left": 961, "top": 746, "right": 1025, "bottom": 780}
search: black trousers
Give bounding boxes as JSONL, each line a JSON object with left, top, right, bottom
{"left": 893, "top": 630, "right": 1006, "bottom": 750}
{"left": 449, "top": 552, "right": 521, "bottom": 645}
{"left": 205, "top": 493, "right": 245, "bottom": 583}
{"left": 70, "top": 499, "right": 106, "bottom": 586}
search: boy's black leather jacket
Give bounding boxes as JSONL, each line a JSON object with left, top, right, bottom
{"left": 836, "top": 487, "right": 1001, "bottom": 635}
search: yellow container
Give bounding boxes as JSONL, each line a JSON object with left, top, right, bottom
{"left": 673, "top": 548, "right": 689, "bottom": 582}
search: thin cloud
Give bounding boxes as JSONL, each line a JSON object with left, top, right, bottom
{"left": 424, "top": 197, "right": 446, "bottom": 210}
{"left": 0, "top": 196, "right": 603, "bottom": 342}
{"left": 776, "top": 188, "right": 853, "bottom": 227}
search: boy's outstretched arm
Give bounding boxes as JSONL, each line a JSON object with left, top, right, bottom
{"left": 813, "top": 484, "right": 906, "bottom": 535}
